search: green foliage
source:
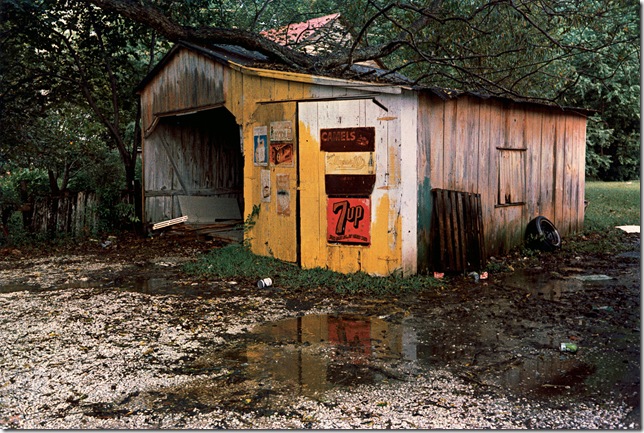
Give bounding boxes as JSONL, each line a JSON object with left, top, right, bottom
{"left": 0, "top": 173, "right": 22, "bottom": 208}
{"left": 583, "top": 180, "right": 640, "bottom": 231}
{"left": 1, "top": 0, "right": 160, "bottom": 218}
{"left": 23, "top": 103, "right": 109, "bottom": 192}
{"left": 560, "top": 1, "right": 640, "bottom": 181}
{"left": 241, "top": 203, "right": 261, "bottom": 247}
{"left": 1, "top": 211, "right": 48, "bottom": 246}
{"left": 184, "top": 244, "right": 444, "bottom": 295}
{"left": 1, "top": 168, "right": 51, "bottom": 201}
{"left": 584, "top": 114, "right": 615, "bottom": 179}
{"left": 2, "top": 0, "right": 640, "bottom": 223}
{"left": 205, "top": 0, "right": 339, "bottom": 31}
{"left": 92, "top": 159, "right": 137, "bottom": 232}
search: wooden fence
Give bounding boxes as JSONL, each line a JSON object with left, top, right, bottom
{"left": 430, "top": 188, "right": 487, "bottom": 273}
{"left": 30, "top": 191, "right": 99, "bottom": 237}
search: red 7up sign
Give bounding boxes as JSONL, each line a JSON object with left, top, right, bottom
{"left": 327, "top": 198, "right": 371, "bottom": 245}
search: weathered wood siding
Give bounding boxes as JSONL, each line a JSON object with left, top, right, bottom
{"left": 140, "top": 45, "right": 587, "bottom": 276}
{"left": 140, "top": 46, "right": 396, "bottom": 267}
{"left": 143, "top": 108, "right": 242, "bottom": 223}
{"left": 418, "top": 93, "right": 586, "bottom": 266}
{"left": 298, "top": 94, "right": 418, "bottom": 276}
{"left": 140, "top": 48, "right": 240, "bottom": 225}
{"left": 140, "top": 48, "right": 226, "bottom": 133}
{"left": 430, "top": 189, "right": 485, "bottom": 273}
{"left": 31, "top": 192, "right": 98, "bottom": 237}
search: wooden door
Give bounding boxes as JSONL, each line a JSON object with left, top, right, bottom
{"left": 297, "top": 99, "right": 390, "bottom": 273}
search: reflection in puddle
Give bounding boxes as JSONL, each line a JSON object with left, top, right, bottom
{"left": 180, "top": 310, "right": 633, "bottom": 405}
{"left": 1, "top": 271, "right": 636, "bottom": 414}
{"left": 243, "top": 314, "right": 413, "bottom": 395}
{"left": 144, "top": 307, "right": 637, "bottom": 421}
{"left": 496, "top": 353, "right": 596, "bottom": 397}
{"left": 502, "top": 270, "right": 584, "bottom": 301}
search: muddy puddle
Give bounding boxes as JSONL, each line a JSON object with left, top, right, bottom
{"left": 0, "top": 275, "right": 225, "bottom": 297}
{"left": 155, "top": 268, "right": 637, "bottom": 416}
{"left": 187, "top": 311, "right": 635, "bottom": 401}
{"left": 1, "top": 268, "right": 638, "bottom": 419}
{"left": 502, "top": 270, "right": 586, "bottom": 301}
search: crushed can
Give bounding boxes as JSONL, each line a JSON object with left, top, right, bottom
{"left": 560, "top": 342, "right": 578, "bottom": 353}
{"left": 257, "top": 277, "right": 273, "bottom": 288}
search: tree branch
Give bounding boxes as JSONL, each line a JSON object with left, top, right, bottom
{"left": 85, "top": 0, "right": 314, "bottom": 69}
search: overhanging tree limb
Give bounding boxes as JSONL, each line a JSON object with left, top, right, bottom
{"left": 86, "top": 0, "right": 315, "bottom": 69}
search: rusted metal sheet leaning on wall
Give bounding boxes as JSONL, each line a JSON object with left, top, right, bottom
{"left": 430, "top": 188, "right": 486, "bottom": 273}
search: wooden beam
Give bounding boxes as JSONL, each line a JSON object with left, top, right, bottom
{"left": 152, "top": 215, "right": 188, "bottom": 230}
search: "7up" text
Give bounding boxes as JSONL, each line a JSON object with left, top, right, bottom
{"left": 332, "top": 200, "right": 365, "bottom": 235}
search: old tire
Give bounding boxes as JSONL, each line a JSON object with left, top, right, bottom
{"left": 525, "top": 216, "right": 561, "bottom": 252}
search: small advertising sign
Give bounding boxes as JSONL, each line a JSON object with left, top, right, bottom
{"left": 325, "top": 152, "right": 375, "bottom": 175}
{"left": 270, "top": 121, "right": 293, "bottom": 142}
{"left": 253, "top": 126, "right": 268, "bottom": 166}
{"left": 260, "top": 169, "right": 271, "bottom": 202}
{"left": 320, "top": 127, "right": 375, "bottom": 152}
{"left": 276, "top": 173, "right": 290, "bottom": 216}
{"left": 270, "top": 142, "right": 294, "bottom": 166}
{"left": 327, "top": 197, "right": 371, "bottom": 245}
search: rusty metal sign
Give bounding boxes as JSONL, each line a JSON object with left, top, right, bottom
{"left": 270, "top": 142, "right": 294, "bottom": 166}
{"left": 324, "top": 174, "right": 376, "bottom": 196}
{"left": 327, "top": 197, "right": 371, "bottom": 245}
{"left": 320, "top": 127, "right": 375, "bottom": 152}
{"left": 325, "top": 152, "right": 374, "bottom": 175}
{"left": 276, "top": 173, "right": 290, "bottom": 216}
{"left": 270, "top": 121, "right": 293, "bottom": 142}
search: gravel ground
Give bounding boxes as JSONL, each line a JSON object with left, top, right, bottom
{"left": 0, "top": 236, "right": 639, "bottom": 429}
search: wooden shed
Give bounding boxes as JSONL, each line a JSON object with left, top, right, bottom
{"left": 137, "top": 42, "right": 588, "bottom": 276}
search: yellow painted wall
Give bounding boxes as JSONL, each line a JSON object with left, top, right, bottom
{"left": 141, "top": 46, "right": 412, "bottom": 275}
{"left": 298, "top": 99, "right": 405, "bottom": 276}
{"left": 218, "top": 63, "right": 408, "bottom": 274}
{"left": 222, "top": 70, "right": 312, "bottom": 264}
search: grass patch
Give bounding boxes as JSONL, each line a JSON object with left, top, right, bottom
{"left": 184, "top": 244, "right": 443, "bottom": 295}
{"left": 186, "top": 182, "right": 640, "bottom": 294}
{"left": 574, "top": 180, "right": 641, "bottom": 255}
{"left": 584, "top": 180, "right": 640, "bottom": 231}
{"left": 546, "top": 180, "right": 640, "bottom": 256}
{"left": 565, "top": 228, "right": 633, "bottom": 255}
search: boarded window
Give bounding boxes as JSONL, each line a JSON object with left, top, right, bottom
{"left": 497, "top": 148, "right": 526, "bottom": 206}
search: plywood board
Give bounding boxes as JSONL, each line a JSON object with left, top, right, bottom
{"left": 177, "top": 196, "right": 241, "bottom": 223}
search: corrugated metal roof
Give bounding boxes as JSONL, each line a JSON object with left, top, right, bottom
{"left": 260, "top": 13, "right": 341, "bottom": 46}
{"left": 136, "top": 42, "right": 592, "bottom": 115}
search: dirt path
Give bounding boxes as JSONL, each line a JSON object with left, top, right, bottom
{"left": 0, "top": 231, "right": 639, "bottom": 428}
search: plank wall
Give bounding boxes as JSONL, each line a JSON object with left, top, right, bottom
{"left": 418, "top": 93, "right": 587, "bottom": 261}
{"left": 143, "top": 111, "right": 243, "bottom": 223}
{"left": 140, "top": 48, "right": 226, "bottom": 133}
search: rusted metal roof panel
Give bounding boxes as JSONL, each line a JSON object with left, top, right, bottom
{"left": 136, "top": 42, "right": 592, "bottom": 116}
